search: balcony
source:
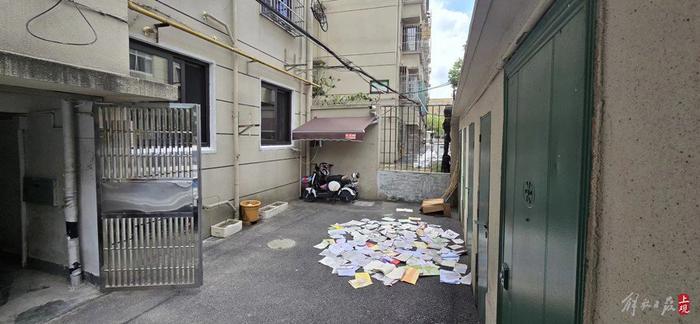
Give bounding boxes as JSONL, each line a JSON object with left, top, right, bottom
{"left": 260, "top": 0, "right": 305, "bottom": 37}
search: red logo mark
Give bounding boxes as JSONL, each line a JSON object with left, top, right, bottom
{"left": 678, "top": 293, "right": 691, "bottom": 316}
{"left": 345, "top": 133, "right": 357, "bottom": 140}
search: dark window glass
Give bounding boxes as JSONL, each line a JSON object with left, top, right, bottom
{"left": 261, "top": 82, "right": 292, "bottom": 146}
{"left": 128, "top": 39, "right": 210, "bottom": 147}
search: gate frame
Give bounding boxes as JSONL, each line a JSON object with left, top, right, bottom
{"left": 94, "top": 102, "right": 203, "bottom": 290}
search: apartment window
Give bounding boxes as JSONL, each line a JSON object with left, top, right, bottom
{"left": 129, "top": 40, "right": 211, "bottom": 147}
{"left": 402, "top": 25, "right": 421, "bottom": 51}
{"left": 261, "top": 82, "right": 292, "bottom": 146}
{"left": 370, "top": 80, "right": 390, "bottom": 94}
{"left": 400, "top": 67, "right": 420, "bottom": 100}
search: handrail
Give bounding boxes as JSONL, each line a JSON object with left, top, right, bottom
{"left": 127, "top": 1, "right": 318, "bottom": 87}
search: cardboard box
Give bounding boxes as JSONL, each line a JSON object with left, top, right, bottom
{"left": 420, "top": 198, "right": 450, "bottom": 216}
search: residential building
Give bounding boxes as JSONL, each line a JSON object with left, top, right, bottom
{"left": 0, "top": 0, "right": 314, "bottom": 289}
{"left": 452, "top": 0, "right": 698, "bottom": 323}
{"left": 309, "top": 0, "right": 433, "bottom": 200}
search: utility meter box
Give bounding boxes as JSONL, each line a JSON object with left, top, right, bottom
{"left": 23, "top": 177, "right": 58, "bottom": 206}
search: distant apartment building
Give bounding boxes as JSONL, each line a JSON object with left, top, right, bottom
{"left": 309, "top": 0, "right": 433, "bottom": 200}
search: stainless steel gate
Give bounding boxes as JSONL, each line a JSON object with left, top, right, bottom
{"left": 95, "top": 103, "right": 202, "bottom": 289}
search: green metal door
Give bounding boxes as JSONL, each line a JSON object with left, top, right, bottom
{"left": 477, "top": 114, "right": 491, "bottom": 323}
{"left": 499, "top": 0, "right": 592, "bottom": 323}
{"left": 466, "top": 123, "right": 475, "bottom": 251}
{"left": 459, "top": 128, "right": 465, "bottom": 223}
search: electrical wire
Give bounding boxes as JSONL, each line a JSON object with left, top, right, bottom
{"left": 26, "top": 0, "right": 98, "bottom": 46}
{"left": 255, "top": 0, "right": 421, "bottom": 105}
{"left": 401, "top": 81, "right": 451, "bottom": 95}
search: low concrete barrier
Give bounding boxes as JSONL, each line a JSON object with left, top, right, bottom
{"left": 377, "top": 170, "right": 450, "bottom": 202}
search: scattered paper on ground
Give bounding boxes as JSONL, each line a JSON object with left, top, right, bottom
{"left": 349, "top": 272, "right": 373, "bottom": 289}
{"left": 402, "top": 267, "right": 420, "bottom": 285}
{"left": 316, "top": 215, "right": 471, "bottom": 288}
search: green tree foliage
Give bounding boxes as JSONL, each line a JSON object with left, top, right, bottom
{"left": 448, "top": 58, "right": 463, "bottom": 89}
{"left": 426, "top": 113, "right": 445, "bottom": 137}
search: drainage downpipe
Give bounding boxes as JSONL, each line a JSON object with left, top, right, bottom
{"left": 231, "top": 0, "right": 241, "bottom": 218}
{"left": 61, "top": 100, "right": 81, "bottom": 288}
{"left": 305, "top": 0, "right": 313, "bottom": 174}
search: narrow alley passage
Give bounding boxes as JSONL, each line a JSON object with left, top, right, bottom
{"left": 51, "top": 201, "right": 479, "bottom": 323}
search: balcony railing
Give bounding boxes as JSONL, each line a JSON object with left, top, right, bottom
{"left": 261, "top": 0, "right": 305, "bottom": 37}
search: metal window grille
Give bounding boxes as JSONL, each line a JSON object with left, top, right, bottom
{"left": 261, "top": 0, "right": 305, "bottom": 37}
{"left": 400, "top": 68, "right": 421, "bottom": 101}
{"left": 402, "top": 25, "right": 421, "bottom": 51}
{"left": 380, "top": 105, "right": 451, "bottom": 173}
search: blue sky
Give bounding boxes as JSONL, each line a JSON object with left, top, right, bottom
{"left": 429, "top": 0, "right": 475, "bottom": 98}
{"left": 443, "top": 0, "right": 475, "bottom": 13}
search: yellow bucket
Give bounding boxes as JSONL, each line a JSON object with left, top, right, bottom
{"left": 240, "top": 200, "right": 262, "bottom": 223}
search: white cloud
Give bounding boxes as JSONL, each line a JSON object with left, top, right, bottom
{"left": 429, "top": 0, "right": 471, "bottom": 99}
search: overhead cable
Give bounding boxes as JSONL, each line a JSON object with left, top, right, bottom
{"left": 254, "top": 0, "right": 421, "bottom": 105}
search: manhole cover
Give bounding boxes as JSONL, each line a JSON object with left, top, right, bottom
{"left": 267, "top": 239, "right": 296, "bottom": 250}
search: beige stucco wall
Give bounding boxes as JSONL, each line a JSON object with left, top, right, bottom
{"left": 128, "top": 0, "right": 308, "bottom": 235}
{"left": 0, "top": 0, "right": 128, "bottom": 75}
{"left": 315, "top": 0, "right": 400, "bottom": 99}
{"left": 402, "top": 0, "right": 424, "bottom": 22}
{"left": 584, "top": 0, "right": 700, "bottom": 323}
{"left": 458, "top": 71, "right": 504, "bottom": 324}
{"left": 310, "top": 106, "right": 380, "bottom": 199}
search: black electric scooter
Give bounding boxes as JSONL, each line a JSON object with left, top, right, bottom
{"left": 300, "top": 162, "right": 359, "bottom": 202}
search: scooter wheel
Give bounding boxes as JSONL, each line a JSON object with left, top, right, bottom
{"left": 303, "top": 190, "right": 316, "bottom": 202}
{"left": 338, "top": 190, "right": 355, "bottom": 202}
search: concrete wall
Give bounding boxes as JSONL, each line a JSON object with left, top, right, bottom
{"left": 457, "top": 71, "right": 504, "bottom": 324}
{"left": 583, "top": 1, "right": 700, "bottom": 322}
{"left": 310, "top": 106, "right": 379, "bottom": 199}
{"left": 0, "top": 91, "right": 102, "bottom": 277}
{"left": 0, "top": 0, "right": 128, "bottom": 75}
{"left": 315, "top": 0, "right": 400, "bottom": 101}
{"left": 23, "top": 112, "right": 68, "bottom": 268}
{"left": 377, "top": 170, "right": 449, "bottom": 202}
{"left": 128, "top": 0, "right": 308, "bottom": 236}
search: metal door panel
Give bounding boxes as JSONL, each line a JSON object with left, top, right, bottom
{"left": 510, "top": 42, "right": 552, "bottom": 324}
{"left": 500, "top": 1, "right": 590, "bottom": 323}
{"left": 543, "top": 9, "right": 587, "bottom": 323}
{"left": 101, "top": 181, "right": 195, "bottom": 214}
{"left": 466, "top": 123, "right": 475, "bottom": 251}
{"left": 95, "top": 103, "right": 202, "bottom": 290}
{"left": 476, "top": 114, "right": 491, "bottom": 323}
{"left": 459, "top": 129, "right": 465, "bottom": 223}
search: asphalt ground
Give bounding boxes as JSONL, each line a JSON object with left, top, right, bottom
{"left": 52, "top": 200, "right": 479, "bottom": 324}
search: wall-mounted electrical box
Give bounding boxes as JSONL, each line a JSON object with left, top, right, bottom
{"left": 23, "top": 177, "right": 59, "bottom": 206}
